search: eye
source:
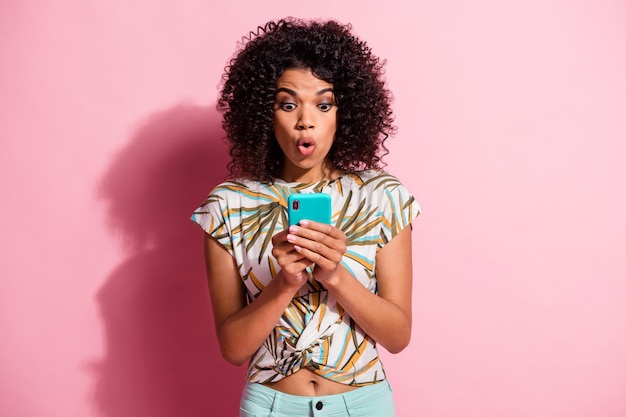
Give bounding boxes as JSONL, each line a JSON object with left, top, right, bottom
{"left": 318, "top": 103, "right": 334, "bottom": 112}
{"left": 279, "top": 102, "right": 297, "bottom": 112}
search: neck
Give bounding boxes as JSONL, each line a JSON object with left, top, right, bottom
{"left": 278, "top": 160, "right": 342, "bottom": 183}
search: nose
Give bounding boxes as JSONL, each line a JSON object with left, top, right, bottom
{"left": 297, "top": 106, "right": 314, "bottom": 130}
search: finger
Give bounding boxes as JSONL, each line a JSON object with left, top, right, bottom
{"left": 272, "top": 244, "right": 308, "bottom": 264}
{"left": 281, "top": 256, "right": 314, "bottom": 280}
{"left": 292, "top": 239, "right": 345, "bottom": 265}
{"left": 298, "top": 220, "right": 346, "bottom": 240}
{"left": 271, "top": 229, "right": 290, "bottom": 245}
{"left": 289, "top": 225, "right": 347, "bottom": 250}
{"left": 287, "top": 229, "right": 346, "bottom": 259}
{"left": 293, "top": 244, "right": 337, "bottom": 271}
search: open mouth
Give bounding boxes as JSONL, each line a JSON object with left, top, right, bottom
{"left": 297, "top": 138, "right": 316, "bottom": 156}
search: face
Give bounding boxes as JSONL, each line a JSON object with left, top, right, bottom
{"left": 273, "top": 68, "right": 338, "bottom": 182}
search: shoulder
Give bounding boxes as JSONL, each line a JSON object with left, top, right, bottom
{"left": 208, "top": 178, "right": 276, "bottom": 197}
{"left": 349, "top": 169, "right": 422, "bottom": 216}
{"left": 210, "top": 178, "right": 261, "bottom": 193}
{"left": 204, "top": 178, "right": 289, "bottom": 212}
{"left": 344, "top": 169, "right": 406, "bottom": 191}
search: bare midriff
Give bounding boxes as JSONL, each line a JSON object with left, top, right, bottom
{"left": 263, "top": 368, "right": 359, "bottom": 396}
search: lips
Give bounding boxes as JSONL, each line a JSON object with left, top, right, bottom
{"left": 297, "top": 137, "right": 316, "bottom": 156}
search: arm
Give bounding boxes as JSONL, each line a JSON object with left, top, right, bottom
{"left": 203, "top": 231, "right": 311, "bottom": 365}
{"left": 287, "top": 221, "right": 413, "bottom": 353}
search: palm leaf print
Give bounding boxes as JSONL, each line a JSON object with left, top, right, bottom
{"left": 191, "top": 170, "right": 421, "bottom": 387}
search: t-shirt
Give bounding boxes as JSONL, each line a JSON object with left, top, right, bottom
{"left": 191, "top": 170, "right": 421, "bottom": 386}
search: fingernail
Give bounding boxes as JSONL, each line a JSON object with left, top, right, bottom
{"left": 287, "top": 234, "right": 296, "bottom": 243}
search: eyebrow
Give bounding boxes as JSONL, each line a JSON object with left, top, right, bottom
{"left": 275, "top": 87, "right": 334, "bottom": 96}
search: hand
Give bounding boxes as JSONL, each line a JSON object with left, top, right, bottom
{"left": 271, "top": 229, "right": 313, "bottom": 287}
{"left": 285, "top": 220, "right": 347, "bottom": 285}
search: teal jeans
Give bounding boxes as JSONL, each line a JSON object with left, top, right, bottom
{"left": 239, "top": 380, "right": 396, "bottom": 417}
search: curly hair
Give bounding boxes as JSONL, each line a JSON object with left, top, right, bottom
{"left": 217, "top": 17, "right": 396, "bottom": 182}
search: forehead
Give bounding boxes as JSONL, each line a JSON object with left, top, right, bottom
{"left": 276, "top": 68, "right": 333, "bottom": 92}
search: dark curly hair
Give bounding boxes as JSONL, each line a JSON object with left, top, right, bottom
{"left": 217, "top": 17, "right": 396, "bottom": 182}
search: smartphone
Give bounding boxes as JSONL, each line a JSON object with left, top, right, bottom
{"left": 288, "top": 193, "right": 331, "bottom": 226}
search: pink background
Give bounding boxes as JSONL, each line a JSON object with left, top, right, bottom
{"left": 1, "top": 1, "right": 625, "bottom": 416}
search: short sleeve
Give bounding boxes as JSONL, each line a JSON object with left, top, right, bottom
{"left": 379, "top": 181, "right": 421, "bottom": 247}
{"left": 190, "top": 188, "right": 234, "bottom": 254}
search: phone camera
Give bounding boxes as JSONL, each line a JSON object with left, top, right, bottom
{"left": 291, "top": 200, "right": 300, "bottom": 211}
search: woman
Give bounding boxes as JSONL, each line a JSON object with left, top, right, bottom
{"left": 192, "top": 18, "right": 421, "bottom": 416}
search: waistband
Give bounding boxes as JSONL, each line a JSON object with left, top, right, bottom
{"left": 241, "top": 380, "right": 393, "bottom": 416}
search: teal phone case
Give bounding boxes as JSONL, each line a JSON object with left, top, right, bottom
{"left": 288, "top": 193, "right": 331, "bottom": 226}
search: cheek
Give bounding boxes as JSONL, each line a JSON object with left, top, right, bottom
{"left": 273, "top": 123, "right": 287, "bottom": 142}
{"left": 272, "top": 117, "right": 283, "bottom": 135}
{"left": 328, "top": 113, "right": 337, "bottom": 131}
{"left": 272, "top": 122, "right": 290, "bottom": 152}
{"left": 327, "top": 119, "right": 338, "bottom": 136}
{"left": 273, "top": 115, "right": 290, "bottom": 134}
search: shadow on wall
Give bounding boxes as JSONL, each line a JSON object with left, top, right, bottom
{"left": 93, "top": 103, "right": 244, "bottom": 417}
